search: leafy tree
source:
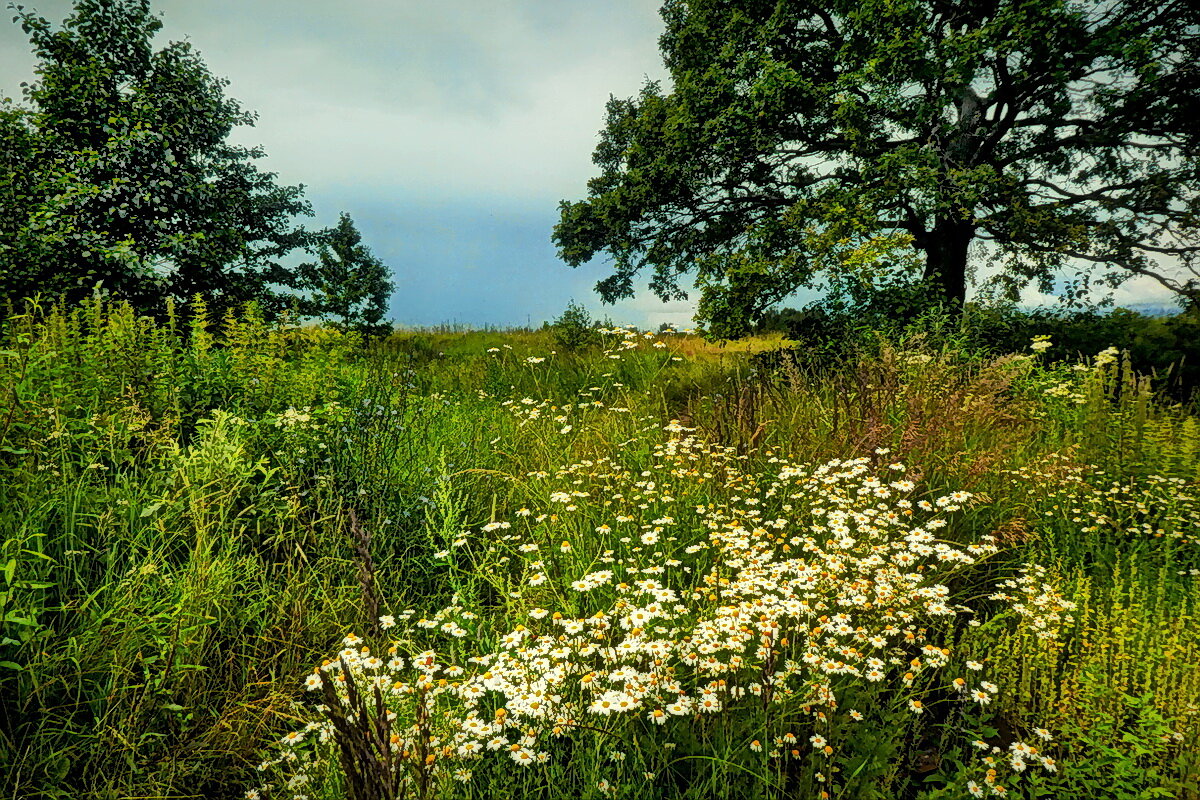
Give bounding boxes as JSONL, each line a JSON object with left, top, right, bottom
{"left": 0, "top": 0, "right": 315, "bottom": 313}
{"left": 297, "top": 212, "right": 394, "bottom": 335}
{"left": 554, "top": 0, "right": 1200, "bottom": 337}
{"left": 551, "top": 298, "right": 600, "bottom": 351}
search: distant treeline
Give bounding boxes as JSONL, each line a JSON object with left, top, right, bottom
{"left": 754, "top": 302, "right": 1200, "bottom": 401}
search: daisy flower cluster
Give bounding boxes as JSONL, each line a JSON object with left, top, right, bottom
{"left": 1007, "top": 457, "right": 1200, "bottom": 552}
{"left": 988, "top": 566, "right": 1077, "bottom": 641}
{"left": 596, "top": 325, "right": 684, "bottom": 361}
{"left": 965, "top": 734, "right": 1060, "bottom": 798}
{"left": 257, "top": 422, "right": 1064, "bottom": 799}
{"left": 500, "top": 395, "right": 616, "bottom": 436}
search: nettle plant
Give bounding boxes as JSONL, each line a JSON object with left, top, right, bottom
{"left": 254, "top": 418, "right": 1072, "bottom": 800}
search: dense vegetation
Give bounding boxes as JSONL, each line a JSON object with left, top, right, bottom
{"left": 2, "top": 3, "right": 1200, "bottom": 797}
{"left": 1, "top": 297, "right": 1197, "bottom": 799}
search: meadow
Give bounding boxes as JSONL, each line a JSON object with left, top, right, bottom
{"left": 1, "top": 297, "right": 1198, "bottom": 800}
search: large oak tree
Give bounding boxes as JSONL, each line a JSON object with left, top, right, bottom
{"left": 554, "top": 0, "right": 1200, "bottom": 336}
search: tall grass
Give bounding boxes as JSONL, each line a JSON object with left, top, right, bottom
{"left": 1, "top": 298, "right": 1197, "bottom": 799}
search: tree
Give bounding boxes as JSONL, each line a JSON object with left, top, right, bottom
{"left": 550, "top": 298, "right": 600, "bottom": 351}
{"left": 0, "top": 0, "right": 315, "bottom": 313}
{"left": 297, "top": 212, "right": 394, "bottom": 335}
{"left": 554, "top": 0, "right": 1200, "bottom": 337}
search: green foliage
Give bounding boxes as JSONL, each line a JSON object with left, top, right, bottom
{"left": 298, "top": 212, "right": 395, "bottom": 336}
{"left": 758, "top": 302, "right": 1200, "bottom": 401}
{"left": 554, "top": 0, "right": 1200, "bottom": 337}
{"left": 1041, "top": 683, "right": 1188, "bottom": 800}
{"left": 0, "top": 0, "right": 316, "bottom": 313}
{"left": 550, "top": 299, "right": 599, "bottom": 352}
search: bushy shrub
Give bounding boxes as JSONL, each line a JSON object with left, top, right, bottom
{"left": 551, "top": 300, "right": 600, "bottom": 353}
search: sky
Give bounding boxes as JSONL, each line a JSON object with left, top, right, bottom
{"left": 0, "top": 1, "right": 1181, "bottom": 328}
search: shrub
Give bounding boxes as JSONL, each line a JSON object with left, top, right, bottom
{"left": 551, "top": 300, "right": 600, "bottom": 353}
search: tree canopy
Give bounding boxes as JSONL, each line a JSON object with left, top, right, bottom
{"left": 297, "top": 212, "right": 394, "bottom": 336}
{"left": 0, "top": 0, "right": 315, "bottom": 313}
{"left": 554, "top": 0, "right": 1200, "bottom": 337}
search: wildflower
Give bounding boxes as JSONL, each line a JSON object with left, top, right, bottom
{"left": 268, "top": 446, "right": 1069, "bottom": 799}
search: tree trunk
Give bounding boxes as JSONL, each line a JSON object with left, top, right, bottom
{"left": 921, "top": 218, "right": 973, "bottom": 307}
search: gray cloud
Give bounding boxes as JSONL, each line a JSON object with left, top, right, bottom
{"left": 2, "top": 0, "right": 668, "bottom": 200}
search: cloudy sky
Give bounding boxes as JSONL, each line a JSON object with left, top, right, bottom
{"left": 0, "top": 0, "right": 703, "bottom": 328}
{"left": 0, "top": 1, "right": 1179, "bottom": 327}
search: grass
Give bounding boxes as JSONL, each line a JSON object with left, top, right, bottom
{"left": 0, "top": 296, "right": 1197, "bottom": 799}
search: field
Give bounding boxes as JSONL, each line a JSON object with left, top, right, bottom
{"left": 2, "top": 298, "right": 1198, "bottom": 799}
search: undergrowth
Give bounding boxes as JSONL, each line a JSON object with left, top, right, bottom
{"left": 1, "top": 297, "right": 1197, "bottom": 799}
